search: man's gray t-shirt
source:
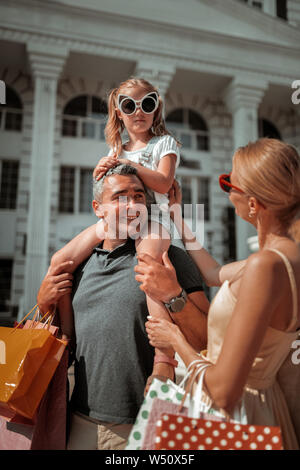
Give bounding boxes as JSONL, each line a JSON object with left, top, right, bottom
{"left": 71, "top": 238, "right": 204, "bottom": 424}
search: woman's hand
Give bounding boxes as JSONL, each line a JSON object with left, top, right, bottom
{"left": 134, "top": 251, "right": 182, "bottom": 303}
{"left": 146, "top": 318, "right": 181, "bottom": 349}
{"left": 93, "top": 154, "right": 118, "bottom": 181}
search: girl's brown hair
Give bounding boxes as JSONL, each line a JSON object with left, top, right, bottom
{"left": 105, "top": 77, "right": 177, "bottom": 156}
{"left": 233, "top": 138, "right": 300, "bottom": 232}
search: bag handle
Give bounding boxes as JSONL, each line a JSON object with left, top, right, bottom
{"left": 179, "top": 361, "right": 210, "bottom": 412}
{"left": 11, "top": 304, "right": 54, "bottom": 333}
{"left": 177, "top": 357, "right": 207, "bottom": 389}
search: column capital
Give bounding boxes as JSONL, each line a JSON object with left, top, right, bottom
{"left": 134, "top": 60, "right": 175, "bottom": 96}
{"left": 27, "top": 42, "right": 69, "bottom": 80}
{"left": 223, "top": 76, "right": 268, "bottom": 113}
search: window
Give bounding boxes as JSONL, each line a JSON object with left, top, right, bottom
{"left": 0, "top": 160, "right": 19, "bottom": 209}
{"left": 166, "top": 108, "right": 209, "bottom": 151}
{"left": 0, "top": 259, "right": 13, "bottom": 312}
{"left": 62, "top": 95, "right": 108, "bottom": 140}
{"left": 59, "top": 166, "right": 75, "bottom": 213}
{"left": 59, "top": 166, "right": 94, "bottom": 214}
{"left": 222, "top": 207, "right": 236, "bottom": 262}
{"left": 178, "top": 175, "right": 210, "bottom": 221}
{"left": 276, "top": 0, "right": 287, "bottom": 20}
{"left": 0, "top": 86, "right": 23, "bottom": 132}
{"left": 259, "top": 118, "right": 281, "bottom": 140}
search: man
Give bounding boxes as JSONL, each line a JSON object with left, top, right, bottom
{"left": 37, "top": 164, "right": 208, "bottom": 450}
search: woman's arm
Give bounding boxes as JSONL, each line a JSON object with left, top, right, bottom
{"left": 119, "top": 154, "right": 177, "bottom": 194}
{"left": 147, "top": 251, "right": 284, "bottom": 412}
{"left": 169, "top": 182, "right": 246, "bottom": 286}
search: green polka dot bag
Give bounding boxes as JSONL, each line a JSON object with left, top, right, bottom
{"left": 126, "top": 378, "right": 187, "bottom": 450}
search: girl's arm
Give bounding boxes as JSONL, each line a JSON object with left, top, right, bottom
{"left": 147, "top": 251, "right": 284, "bottom": 412}
{"left": 119, "top": 154, "right": 177, "bottom": 194}
{"left": 51, "top": 224, "right": 100, "bottom": 272}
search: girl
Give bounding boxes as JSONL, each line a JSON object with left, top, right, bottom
{"left": 44, "top": 78, "right": 181, "bottom": 386}
{"left": 143, "top": 138, "right": 300, "bottom": 449}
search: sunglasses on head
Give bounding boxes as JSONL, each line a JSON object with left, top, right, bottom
{"left": 117, "top": 92, "right": 159, "bottom": 116}
{"left": 219, "top": 173, "right": 245, "bottom": 194}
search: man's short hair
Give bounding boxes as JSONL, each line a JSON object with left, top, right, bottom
{"left": 93, "top": 163, "right": 140, "bottom": 201}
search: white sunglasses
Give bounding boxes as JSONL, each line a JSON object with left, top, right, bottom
{"left": 117, "top": 92, "right": 159, "bottom": 115}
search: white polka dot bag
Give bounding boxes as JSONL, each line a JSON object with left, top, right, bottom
{"left": 154, "top": 363, "right": 283, "bottom": 450}
{"left": 125, "top": 359, "right": 204, "bottom": 450}
{"left": 125, "top": 378, "right": 187, "bottom": 450}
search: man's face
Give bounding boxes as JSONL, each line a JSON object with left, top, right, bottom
{"left": 93, "top": 174, "right": 148, "bottom": 240}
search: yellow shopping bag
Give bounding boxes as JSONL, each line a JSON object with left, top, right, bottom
{"left": 0, "top": 305, "right": 67, "bottom": 420}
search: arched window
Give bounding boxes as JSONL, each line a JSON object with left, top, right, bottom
{"left": 62, "top": 95, "right": 108, "bottom": 140}
{"left": 166, "top": 108, "right": 209, "bottom": 151}
{"left": 259, "top": 118, "right": 281, "bottom": 140}
{"left": 0, "top": 86, "right": 23, "bottom": 132}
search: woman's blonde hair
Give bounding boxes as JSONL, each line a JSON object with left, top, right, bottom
{"left": 233, "top": 138, "right": 300, "bottom": 232}
{"left": 105, "top": 77, "right": 177, "bottom": 156}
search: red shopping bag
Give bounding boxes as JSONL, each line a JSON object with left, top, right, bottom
{"left": 155, "top": 413, "right": 283, "bottom": 450}
{"left": 142, "top": 397, "right": 225, "bottom": 450}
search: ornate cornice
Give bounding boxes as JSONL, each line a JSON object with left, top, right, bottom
{"left": 0, "top": 23, "right": 298, "bottom": 86}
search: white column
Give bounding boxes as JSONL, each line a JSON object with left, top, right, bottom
{"left": 223, "top": 76, "right": 268, "bottom": 260}
{"left": 23, "top": 43, "right": 68, "bottom": 312}
{"left": 134, "top": 60, "right": 175, "bottom": 101}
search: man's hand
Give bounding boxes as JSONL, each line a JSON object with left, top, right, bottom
{"left": 134, "top": 251, "right": 182, "bottom": 303}
{"left": 37, "top": 261, "right": 74, "bottom": 314}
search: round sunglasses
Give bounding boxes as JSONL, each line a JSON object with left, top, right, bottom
{"left": 117, "top": 92, "right": 159, "bottom": 116}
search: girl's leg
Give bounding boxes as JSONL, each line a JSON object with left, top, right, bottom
{"left": 135, "top": 221, "right": 175, "bottom": 390}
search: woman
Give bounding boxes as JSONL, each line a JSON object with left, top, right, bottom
{"left": 136, "top": 138, "right": 300, "bottom": 449}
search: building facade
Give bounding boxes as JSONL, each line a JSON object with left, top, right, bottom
{"left": 0, "top": 0, "right": 299, "bottom": 321}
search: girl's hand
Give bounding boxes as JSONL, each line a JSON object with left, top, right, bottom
{"left": 118, "top": 158, "right": 137, "bottom": 167}
{"left": 168, "top": 179, "right": 182, "bottom": 206}
{"left": 145, "top": 318, "right": 180, "bottom": 349}
{"left": 93, "top": 154, "right": 118, "bottom": 181}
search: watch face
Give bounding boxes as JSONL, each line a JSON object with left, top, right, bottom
{"left": 171, "top": 297, "right": 186, "bottom": 313}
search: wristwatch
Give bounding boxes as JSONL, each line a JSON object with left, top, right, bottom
{"left": 164, "top": 289, "right": 187, "bottom": 313}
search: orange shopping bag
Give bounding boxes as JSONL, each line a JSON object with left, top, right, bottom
{"left": 0, "top": 305, "right": 67, "bottom": 420}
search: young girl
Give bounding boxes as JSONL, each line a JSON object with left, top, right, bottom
{"left": 47, "top": 78, "right": 181, "bottom": 386}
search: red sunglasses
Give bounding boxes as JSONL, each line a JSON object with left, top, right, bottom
{"left": 219, "top": 173, "right": 244, "bottom": 194}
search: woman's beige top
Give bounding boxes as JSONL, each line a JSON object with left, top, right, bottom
{"left": 205, "top": 248, "right": 299, "bottom": 450}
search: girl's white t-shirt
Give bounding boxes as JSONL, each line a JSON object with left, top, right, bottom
{"left": 109, "top": 135, "right": 180, "bottom": 211}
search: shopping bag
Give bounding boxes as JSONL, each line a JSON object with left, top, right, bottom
{"left": 154, "top": 363, "right": 283, "bottom": 450}
{"left": 0, "top": 349, "right": 69, "bottom": 449}
{"left": 126, "top": 359, "right": 211, "bottom": 450}
{"left": 125, "top": 377, "right": 187, "bottom": 450}
{"left": 154, "top": 413, "right": 283, "bottom": 450}
{"left": 141, "top": 397, "right": 224, "bottom": 450}
{"left": 0, "top": 305, "right": 67, "bottom": 420}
